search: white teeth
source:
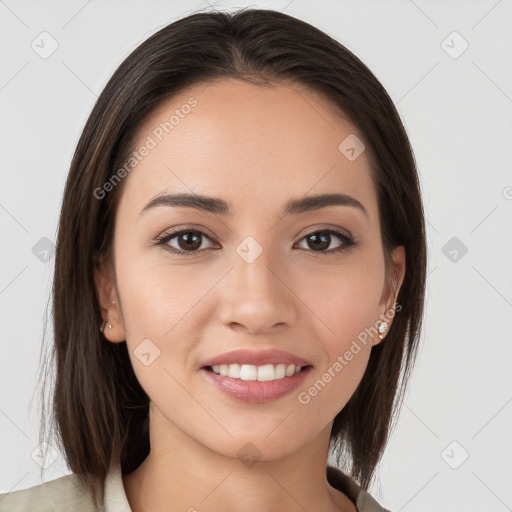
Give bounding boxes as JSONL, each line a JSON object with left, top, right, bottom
{"left": 210, "top": 363, "right": 304, "bottom": 381}
{"left": 274, "top": 364, "right": 286, "bottom": 379}
{"left": 240, "top": 364, "right": 257, "bottom": 380}
{"left": 227, "top": 363, "right": 240, "bottom": 378}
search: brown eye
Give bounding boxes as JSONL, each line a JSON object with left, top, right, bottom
{"left": 156, "top": 229, "right": 216, "bottom": 255}
{"left": 305, "top": 232, "right": 331, "bottom": 251}
{"left": 155, "top": 227, "right": 355, "bottom": 257}
{"left": 174, "top": 231, "right": 203, "bottom": 251}
{"left": 295, "top": 229, "right": 355, "bottom": 254}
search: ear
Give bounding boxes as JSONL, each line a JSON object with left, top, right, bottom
{"left": 93, "top": 254, "right": 127, "bottom": 343}
{"left": 373, "top": 245, "right": 406, "bottom": 346}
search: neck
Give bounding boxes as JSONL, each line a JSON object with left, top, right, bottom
{"left": 122, "top": 405, "right": 356, "bottom": 512}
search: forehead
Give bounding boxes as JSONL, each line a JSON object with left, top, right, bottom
{"left": 119, "top": 79, "right": 378, "bottom": 222}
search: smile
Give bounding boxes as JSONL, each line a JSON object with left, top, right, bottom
{"left": 208, "top": 363, "right": 303, "bottom": 381}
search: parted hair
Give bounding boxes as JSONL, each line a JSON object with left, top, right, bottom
{"left": 38, "top": 7, "right": 426, "bottom": 508}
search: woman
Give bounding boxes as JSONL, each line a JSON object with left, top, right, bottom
{"left": 0, "top": 7, "right": 426, "bottom": 512}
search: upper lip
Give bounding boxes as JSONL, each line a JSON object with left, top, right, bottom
{"left": 201, "top": 349, "right": 312, "bottom": 368}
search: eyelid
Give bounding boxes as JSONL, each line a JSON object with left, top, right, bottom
{"left": 155, "top": 224, "right": 217, "bottom": 241}
{"left": 156, "top": 223, "right": 354, "bottom": 242}
{"left": 296, "top": 223, "right": 354, "bottom": 241}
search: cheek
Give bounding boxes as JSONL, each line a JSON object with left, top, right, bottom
{"left": 284, "top": 256, "right": 383, "bottom": 417}
{"left": 299, "top": 254, "right": 385, "bottom": 348}
{"left": 114, "top": 255, "right": 212, "bottom": 408}
{"left": 115, "top": 250, "right": 213, "bottom": 340}
{"left": 294, "top": 272, "right": 378, "bottom": 423}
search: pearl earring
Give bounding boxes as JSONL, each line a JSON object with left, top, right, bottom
{"left": 100, "top": 321, "right": 112, "bottom": 333}
{"left": 378, "top": 321, "right": 388, "bottom": 340}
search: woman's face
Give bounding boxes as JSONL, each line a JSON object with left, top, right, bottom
{"left": 96, "top": 78, "right": 405, "bottom": 460}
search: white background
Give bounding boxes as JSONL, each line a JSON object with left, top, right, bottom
{"left": 1, "top": 1, "right": 511, "bottom": 510}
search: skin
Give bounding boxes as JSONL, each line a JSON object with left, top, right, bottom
{"left": 95, "top": 78, "right": 405, "bottom": 512}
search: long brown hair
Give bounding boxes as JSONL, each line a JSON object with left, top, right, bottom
{"left": 38, "top": 7, "right": 426, "bottom": 508}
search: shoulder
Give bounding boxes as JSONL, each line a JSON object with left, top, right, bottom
{"left": 0, "top": 473, "right": 96, "bottom": 512}
{"left": 327, "top": 465, "right": 393, "bottom": 512}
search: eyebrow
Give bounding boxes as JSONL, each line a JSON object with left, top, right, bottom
{"left": 140, "top": 192, "right": 368, "bottom": 218}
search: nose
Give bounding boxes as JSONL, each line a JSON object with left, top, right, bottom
{"left": 217, "top": 244, "right": 300, "bottom": 335}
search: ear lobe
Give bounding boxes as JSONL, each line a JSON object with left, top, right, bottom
{"left": 93, "top": 257, "right": 126, "bottom": 343}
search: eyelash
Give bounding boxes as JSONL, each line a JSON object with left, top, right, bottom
{"left": 152, "top": 227, "right": 356, "bottom": 257}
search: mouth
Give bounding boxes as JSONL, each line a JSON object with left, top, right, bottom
{"left": 200, "top": 364, "right": 313, "bottom": 403}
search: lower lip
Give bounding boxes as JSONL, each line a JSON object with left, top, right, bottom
{"left": 201, "top": 366, "right": 312, "bottom": 403}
